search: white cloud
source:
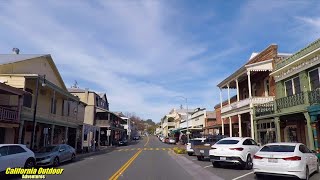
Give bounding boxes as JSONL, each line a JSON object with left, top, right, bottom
{"left": 0, "top": 0, "right": 214, "bottom": 121}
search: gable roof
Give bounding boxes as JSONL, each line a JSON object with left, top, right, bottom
{"left": 0, "top": 54, "right": 67, "bottom": 90}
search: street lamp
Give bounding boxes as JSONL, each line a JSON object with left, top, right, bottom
{"left": 30, "top": 75, "right": 46, "bottom": 150}
{"left": 176, "top": 96, "right": 189, "bottom": 143}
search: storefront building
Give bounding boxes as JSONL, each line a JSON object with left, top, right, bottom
{"left": 254, "top": 38, "right": 320, "bottom": 154}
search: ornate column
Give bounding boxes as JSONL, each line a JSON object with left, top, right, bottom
{"left": 304, "top": 112, "right": 315, "bottom": 150}
{"left": 229, "top": 117, "right": 232, "bottom": 137}
{"left": 250, "top": 111, "right": 254, "bottom": 139}
{"left": 274, "top": 117, "right": 281, "bottom": 142}
{"left": 236, "top": 78, "right": 240, "bottom": 101}
{"left": 238, "top": 114, "right": 242, "bottom": 137}
{"left": 247, "top": 71, "right": 252, "bottom": 98}
{"left": 227, "top": 83, "right": 231, "bottom": 105}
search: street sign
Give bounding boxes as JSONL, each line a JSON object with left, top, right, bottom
{"left": 107, "top": 130, "right": 111, "bottom": 136}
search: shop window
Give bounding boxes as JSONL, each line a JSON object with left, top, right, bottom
{"left": 309, "top": 68, "right": 320, "bottom": 90}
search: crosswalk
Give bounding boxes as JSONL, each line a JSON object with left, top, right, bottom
{"left": 117, "top": 148, "right": 173, "bottom": 152}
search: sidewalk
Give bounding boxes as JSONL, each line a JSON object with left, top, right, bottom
{"left": 76, "top": 146, "right": 116, "bottom": 159}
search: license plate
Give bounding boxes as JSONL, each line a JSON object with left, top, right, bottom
{"left": 220, "top": 157, "right": 226, "bottom": 160}
{"left": 268, "top": 158, "right": 278, "bottom": 163}
{"left": 200, "top": 150, "right": 204, "bottom": 153}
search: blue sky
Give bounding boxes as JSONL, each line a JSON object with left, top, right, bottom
{"left": 0, "top": 0, "right": 319, "bottom": 122}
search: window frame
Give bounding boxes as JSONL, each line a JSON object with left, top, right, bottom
{"left": 308, "top": 67, "right": 320, "bottom": 91}
{"left": 284, "top": 76, "right": 300, "bottom": 96}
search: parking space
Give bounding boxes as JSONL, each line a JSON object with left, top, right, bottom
{"left": 182, "top": 154, "right": 320, "bottom": 180}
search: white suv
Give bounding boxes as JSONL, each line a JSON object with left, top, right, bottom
{"left": 209, "top": 137, "right": 260, "bottom": 169}
{"left": 0, "top": 144, "right": 35, "bottom": 172}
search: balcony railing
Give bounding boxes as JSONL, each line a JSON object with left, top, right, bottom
{"left": 0, "top": 106, "right": 19, "bottom": 122}
{"left": 276, "top": 92, "right": 305, "bottom": 110}
{"left": 255, "top": 101, "right": 274, "bottom": 117}
{"left": 308, "top": 89, "right": 320, "bottom": 105}
{"left": 21, "top": 107, "right": 82, "bottom": 124}
{"left": 221, "top": 97, "right": 275, "bottom": 114}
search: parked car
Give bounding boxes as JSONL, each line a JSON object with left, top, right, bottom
{"left": 187, "top": 138, "right": 206, "bottom": 156}
{"left": 193, "top": 135, "right": 226, "bottom": 161}
{"left": 35, "top": 144, "right": 76, "bottom": 167}
{"left": 0, "top": 144, "right": 35, "bottom": 172}
{"left": 118, "top": 139, "right": 128, "bottom": 146}
{"left": 209, "top": 137, "right": 260, "bottom": 169}
{"left": 253, "top": 143, "right": 319, "bottom": 179}
{"left": 168, "top": 138, "right": 176, "bottom": 144}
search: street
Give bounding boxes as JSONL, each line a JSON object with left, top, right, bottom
{"left": 2, "top": 136, "right": 320, "bottom": 180}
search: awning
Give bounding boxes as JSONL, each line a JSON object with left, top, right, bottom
{"left": 170, "top": 128, "right": 183, "bottom": 134}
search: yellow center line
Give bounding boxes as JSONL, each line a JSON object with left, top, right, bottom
{"left": 144, "top": 136, "right": 149, "bottom": 146}
{"left": 109, "top": 149, "right": 143, "bottom": 180}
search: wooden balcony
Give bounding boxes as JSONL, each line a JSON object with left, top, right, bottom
{"left": 221, "top": 97, "right": 275, "bottom": 114}
{"left": 0, "top": 106, "right": 19, "bottom": 122}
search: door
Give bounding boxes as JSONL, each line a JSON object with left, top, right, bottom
{"left": 8, "top": 145, "right": 28, "bottom": 168}
{"left": 0, "top": 146, "right": 10, "bottom": 171}
{"left": 299, "top": 145, "right": 313, "bottom": 171}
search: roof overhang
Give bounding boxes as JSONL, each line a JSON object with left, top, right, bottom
{"left": 217, "top": 66, "right": 246, "bottom": 89}
{"left": 245, "top": 59, "right": 273, "bottom": 72}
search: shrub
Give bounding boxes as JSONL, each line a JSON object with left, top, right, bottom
{"left": 173, "top": 147, "right": 187, "bottom": 154}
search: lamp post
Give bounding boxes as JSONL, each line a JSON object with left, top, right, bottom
{"left": 30, "top": 75, "right": 46, "bottom": 150}
{"left": 176, "top": 96, "right": 189, "bottom": 143}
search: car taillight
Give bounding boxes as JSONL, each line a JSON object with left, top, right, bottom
{"left": 229, "top": 148, "right": 244, "bottom": 151}
{"left": 253, "top": 155, "right": 263, "bottom": 159}
{"left": 282, "top": 156, "right": 301, "bottom": 161}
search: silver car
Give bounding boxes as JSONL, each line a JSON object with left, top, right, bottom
{"left": 35, "top": 144, "right": 76, "bottom": 167}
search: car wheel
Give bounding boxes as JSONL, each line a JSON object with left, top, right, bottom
{"left": 187, "top": 152, "right": 193, "bottom": 156}
{"left": 71, "top": 153, "right": 76, "bottom": 161}
{"left": 244, "top": 155, "right": 253, "bottom": 170}
{"left": 305, "top": 166, "right": 309, "bottom": 180}
{"left": 197, "top": 156, "right": 204, "bottom": 161}
{"left": 212, "top": 162, "right": 221, "bottom": 168}
{"left": 255, "top": 174, "right": 264, "bottom": 179}
{"left": 24, "top": 158, "right": 35, "bottom": 168}
{"left": 53, "top": 157, "right": 60, "bottom": 167}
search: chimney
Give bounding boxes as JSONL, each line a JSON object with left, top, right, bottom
{"left": 12, "top": 48, "right": 20, "bottom": 54}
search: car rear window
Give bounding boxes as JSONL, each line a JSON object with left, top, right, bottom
{"left": 216, "top": 140, "right": 239, "bottom": 144}
{"left": 260, "top": 145, "right": 295, "bottom": 152}
{"left": 191, "top": 140, "right": 204, "bottom": 145}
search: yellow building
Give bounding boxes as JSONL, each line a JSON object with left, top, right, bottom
{"left": 0, "top": 53, "right": 85, "bottom": 151}
{"left": 69, "top": 88, "right": 125, "bottom": 147}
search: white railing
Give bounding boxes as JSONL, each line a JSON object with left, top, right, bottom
{"left": 221, "top": 96, "right": 275, "bottom": 114}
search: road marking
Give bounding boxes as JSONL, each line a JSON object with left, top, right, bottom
{"left": 149, "top": 148, "right": 153, "bottom": 151}
{"left": 167, "top": 148, "right": 171, "bottom": 150}
{"left": 192, "top": 158, "right": 197, "bottom": 160}
{"left": 144, "top": 148, "right": 148, "bottom": 150}
{"left": 144, "top": 136, "right": 149, "bottom": 146}
{"left": 231, "top": 171, "right": 254, "bottom": 180}
{"left": 162, "top": 148, "right": 166, "bottom": 150}
{"left": 156, "top": 148, "right": 159, "bottom": 150}
{"left": 124, "top": 149, "right": 129, "bottom": 151}
{"left": 109, "top": 150, "right": 142, "bottom": 180}
{"left": 131, "top": 148, "right": 135, "bottom": 150}
{"left": 137, "top": 148, "right": 141, "bottom": 150}
{"left": 118, "top": 149, "right": 123, "bottom": 152}
{"left": 203, "top": 165, "right": 213, "bottom": 168}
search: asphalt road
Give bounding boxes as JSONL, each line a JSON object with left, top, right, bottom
{"left": 2, "top": 136, "right": 320, "bottom": 180}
